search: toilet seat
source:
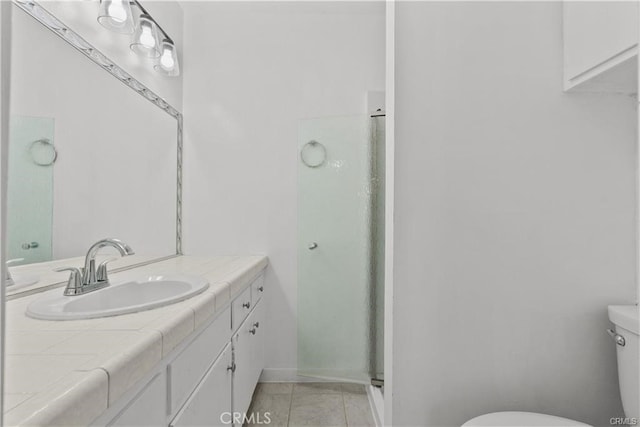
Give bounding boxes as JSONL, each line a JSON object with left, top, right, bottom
{"left": 462, "top": 412, "right": 592, "bottom": 427}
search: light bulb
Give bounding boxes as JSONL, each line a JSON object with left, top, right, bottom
{"left": 98, "top": 0, "right": 134, "bottom": 34}
{"left": 130, "top": 15, "right": 161, "bottom": 58}
{"left": 107, "top": 0, "right": 126, "bottom": 22}
{"left": 160, "top": 50, "right": 174, "bottom": 69}
{"left": 140, "top": 26, "right": 156, "bottom": 48}
{"left": 154, "top": 40, "right": 180, "bottom": 76}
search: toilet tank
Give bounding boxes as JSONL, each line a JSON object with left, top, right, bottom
{"left": 608, "top": 305, "right": 639, "bottom": 419}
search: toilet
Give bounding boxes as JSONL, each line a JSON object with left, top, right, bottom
{"left": 462, "top": 412, "right": 589, "bottom": 426}
{"left": 462, "top": 304, "right": 639, "bottom": 427}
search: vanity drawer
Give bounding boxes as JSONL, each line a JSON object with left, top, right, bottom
{"left": 232, "top": 286, "right": 252, "bottom": 331}
{"left": 251, "top": 274, "right": 265, "bottom": 305}
{"left": 169, "top": 306, "right": 231, "bottom": 414}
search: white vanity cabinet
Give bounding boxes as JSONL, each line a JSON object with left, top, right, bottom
{"left": 563, "top": 1, "right": 638, "bottom": 93}
{"left": 170, "top": 344, "right": 233, "bottom": 427}
{"left": 95, "top": 272, "right": 266, "bottom": 427}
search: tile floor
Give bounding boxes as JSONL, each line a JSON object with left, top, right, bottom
{"left": 245, "top": 382, "right": 376, "bottom": 427}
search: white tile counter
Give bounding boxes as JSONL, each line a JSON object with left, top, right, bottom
{"left": 3, "top": 255, "right": 268, "bottom": 426}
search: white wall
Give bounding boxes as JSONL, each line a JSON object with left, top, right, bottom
{"left": 182, "top": 1, "right": 385, "bottom": 377}
{"left": 10, "top": 5, "right": 177, "bottom": 260}
{"left": 40, "top": 1, "right": 183, "bottom": 109}
{"left": 393, "top": 2, "right": 636, "bottom": 426}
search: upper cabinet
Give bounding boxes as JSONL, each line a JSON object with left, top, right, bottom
{"left": 563, "top": 1, "right": 638, "bottom": 93}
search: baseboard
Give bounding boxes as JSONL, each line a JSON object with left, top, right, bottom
{"left": 367, "top": 385, "right": 384, "bottom": 427}
{"left": 259, "top": 368, "right": 375, "bottom": 384}
{"left": 259, "top": 368, "right": 334, "bottom": 383}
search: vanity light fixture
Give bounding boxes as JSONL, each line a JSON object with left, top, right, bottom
{"left": 96, "top": 0, "right": 180, "bottom": 76}
{"left": 154, "top": 39, "right": 180, "bottom": 76}
{"left": 130, "top": 13, "right": 161, "bottom": 58}
{"left": 97, "top": 0, "right": 135, "bottom": 34}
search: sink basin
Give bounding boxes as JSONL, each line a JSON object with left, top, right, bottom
{"left": 26, "top": 274, "right": 209, "bottom": 320}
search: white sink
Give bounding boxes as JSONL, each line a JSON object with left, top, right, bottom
{"left": 26, "top": 274, "right": 209, "bottom": 320}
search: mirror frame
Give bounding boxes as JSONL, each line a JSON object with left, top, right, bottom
{"left": 8, "top": 0, "right": 183, "bottom": 296}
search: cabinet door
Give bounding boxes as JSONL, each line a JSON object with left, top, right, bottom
{"left": 232, "top": 301, "right": 267, "bottom": 427}
{"left": 170, "top": 343, "right": 233, "bottom": 427}
{"left": 169, "top": 307, "right": 231, "bottom": 414}
{"left": 232, "top": 308, "right": 257, "bottom": 424}
{"left": 108, "top": 374, "right": 166, "bottom": 427}
{"left": 249, "top": 301, "right": 265, "bottom": 388}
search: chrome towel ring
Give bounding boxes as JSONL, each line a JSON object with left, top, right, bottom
{"left": 29, "top": 138, "right": 57, "bottom": 166}
{"left": 300, "top": 140, "right": 327, "bottom": 168}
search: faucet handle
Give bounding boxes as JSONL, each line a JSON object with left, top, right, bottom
{"left": 54, "top": 267, "right": 83, "bottom": 296}
{"left": 96, "top": 258, "right": 117, "bottom": 282}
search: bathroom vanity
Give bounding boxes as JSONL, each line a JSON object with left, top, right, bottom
{"left": 3, "top": 255, "right": 268, "bottom": 427}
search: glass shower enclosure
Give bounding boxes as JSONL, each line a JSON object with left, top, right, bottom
{"left": 297, "top": 113, "right": 385, "bottom": 385}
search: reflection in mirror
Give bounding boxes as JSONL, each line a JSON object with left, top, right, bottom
{"left": 7, "top": 3, "right": 180, "bottom": 297}
{"left": 8, "top": 116, "right": 54, "bottom": 265}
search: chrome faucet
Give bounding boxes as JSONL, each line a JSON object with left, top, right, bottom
{"left": 56, "top": 238, "right": 135, "bottom": 296}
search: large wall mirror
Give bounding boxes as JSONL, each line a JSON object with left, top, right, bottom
{"left": 6, "top": 1, "right": 182, "bottom": 298}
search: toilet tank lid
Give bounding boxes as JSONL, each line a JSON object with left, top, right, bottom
{"left": 608, "top": 305, "right": 639, "bottom": 335}
{"left": 462, "top": 412, "right": 591, "bottom": 427}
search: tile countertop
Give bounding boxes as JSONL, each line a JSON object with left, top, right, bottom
{"left": 3, "top": 255, "right": 268, "bottom": 427}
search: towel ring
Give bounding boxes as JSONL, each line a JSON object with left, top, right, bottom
{"left": 29, "top": 138, "right": 57, "bottom": 166}
{"left": 300, "top": 140, "right": 326, "bottom": 168}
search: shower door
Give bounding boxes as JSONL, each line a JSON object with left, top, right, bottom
{"left": 297, "top": 115, "right": 383, "bottom": 383}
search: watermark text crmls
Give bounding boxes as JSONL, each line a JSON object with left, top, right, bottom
{"left": 220, "top": 411, "right": 271, "bottom": 425}
{"left": 610, "top": 418, "right": 638, "bottom": 425}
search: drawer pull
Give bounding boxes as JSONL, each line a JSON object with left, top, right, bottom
{"left": 249, "top": 327, "right": 257, "bottom": 335}
{"left": 258, "top": 286, "right": 264, "bottom": 292}
{"left": 242, "top": 301, "right": 251, "bottom": 309}
{"left": 227, "top": 362, "right": 236, "bottom": 372}
{"left": 253, "top": 321, "right": 260, "bottom": 328}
